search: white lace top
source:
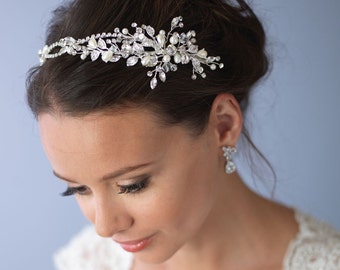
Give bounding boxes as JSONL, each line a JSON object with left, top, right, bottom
{"left": 54, "top": 210, "right": 340, "bottom": 270}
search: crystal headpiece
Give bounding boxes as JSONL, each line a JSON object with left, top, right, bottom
{"left": 39, "top": 16, "right": 224, "bottom": 89}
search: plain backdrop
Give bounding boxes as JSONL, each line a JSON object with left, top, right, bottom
{"left": 0, "top": 1, "right": 339, "bottom": 269}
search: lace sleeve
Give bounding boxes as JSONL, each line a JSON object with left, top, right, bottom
{"left": 54, "top": 226, "right": 133, "bottom": 270}
{"left": 283, "top": 210, "right": 340, "bottom": 270}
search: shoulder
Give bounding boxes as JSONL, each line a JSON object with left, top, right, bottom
{"left": 54, "top": 226, "right": 133, "bottom": 270}
{"left": 284, "top": 210, "right": 340, "bottom": 270}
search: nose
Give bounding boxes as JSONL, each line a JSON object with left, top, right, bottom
{"left": 94, "top": 196, "right": 133, "bottom": 238}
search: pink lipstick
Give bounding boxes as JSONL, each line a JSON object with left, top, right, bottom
{"left": 114, "top": 236, "right": 153, "bottom": 253}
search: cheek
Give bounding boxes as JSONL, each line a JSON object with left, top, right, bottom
{"left": 138, "top": 155, "right": 217, "bottom": 232}
{"left": 76, "top": 197, "right": 96, "bottom": 223}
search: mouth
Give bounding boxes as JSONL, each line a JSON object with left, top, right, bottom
{"left": 113, "top": 235, "right": 154, "bottom": 253}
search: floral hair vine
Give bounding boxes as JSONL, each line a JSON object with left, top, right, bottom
{"left": 39, "top": 16, "right": 224, "bottom": 89}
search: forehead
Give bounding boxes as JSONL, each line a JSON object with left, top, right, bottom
{"left": 38, "top": 109, "right": 177, "bottom": 175}
{"left": 38, "top": 108, "right": 166, "bottom": 152}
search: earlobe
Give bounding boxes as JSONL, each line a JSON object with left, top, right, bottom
{"left": 209, "top": 93, "right": 243, "bottom": 147}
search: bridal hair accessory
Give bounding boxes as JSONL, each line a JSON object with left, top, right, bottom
{"left": 222, "top": 146, "right": 237, "bottom": 174}
{"left": 39, "top": 16, "right": 224, "bottom": 89}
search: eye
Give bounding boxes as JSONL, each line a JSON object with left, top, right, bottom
{"left": 117, "top": 177, "right": 149, "bottom": 194}
{"left": 61, "top": 186, "right": 90, "bottom": 197}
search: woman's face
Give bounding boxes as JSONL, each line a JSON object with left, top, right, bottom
{"left": 39, "top": 108, "right": 222, "bottom": 263}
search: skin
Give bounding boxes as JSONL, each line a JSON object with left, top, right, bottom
{"left": 39, "top": 94, "right": 298, "bottom": 270}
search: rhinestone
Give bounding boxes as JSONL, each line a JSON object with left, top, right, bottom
{"left": 166, "top": 45, "right": 177, "bottom": 56}
{"left": 133, "top": 43, "right": 144, "bottom": 53}
{"left": 149, "top": 56, "right": 158, "bottom": 66}
{"left": 170, "top": 35, "right": 179, "bottom": 45}
{"left": 170, "top": 64, "right": 178, "bottom": 71}
{"left": 147, "top": 71, "right": 153, "bottom": 77}
{"left": 210, "top": 64, "right": 216, "bottom": 70}
{"left": 191, "top": 74, "right": 197, "bottom": 80}
{"left": 163, "top": 55, "right": 171, "bottom": 63}
{"left": 226, "top": 161, "right": 236, "bottom": 174}
{"left": 188, "top": 45, "right": 198, "bottom": 53}
{"left": 219, "top": 63, "right": 224, "bottom": 68}
{"left": 181, "top": 54, "right": 190, "bottom": 64}
{"left": 122, "top": 28, "right": 129, "bottom": 35}
{"left": 162, "top": 63, "right": 170, "bottom": 72}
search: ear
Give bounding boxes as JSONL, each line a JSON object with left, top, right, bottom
{"left": 208, "top": 93, "right": 243, "bottom": 147}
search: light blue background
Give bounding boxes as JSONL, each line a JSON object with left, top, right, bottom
{"left": 0, "top": 1, "right": 339, "bottom": 269}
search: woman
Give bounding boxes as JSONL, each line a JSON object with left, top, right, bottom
{"left": 27, "top": 0, "right": 340, "bottom": 269}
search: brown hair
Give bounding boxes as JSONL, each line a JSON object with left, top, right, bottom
{"left": 27, "top": 0, "right": 273, "bottom": 181}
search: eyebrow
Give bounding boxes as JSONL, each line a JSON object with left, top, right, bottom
{"left": 53, "top": 162, "right": 153, "bottom": 184}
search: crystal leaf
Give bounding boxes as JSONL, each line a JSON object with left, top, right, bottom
{"left": 142, "top": 38, "right": 154, "bottom": 47}
{"left": 174, "top": 52, "right": 181, "bottom": 64}
{"left": 141, "top": 55, "right": 151, "bottom": 66}
{"left": 101, "top": 51, "right": 113, "bottom": 63}
{"left": 110, "top": 55, "right": 121, "bottom": 62}
{"left": 197, "top": 49, "right": 208, "bottom": 58}
{"left": 126, "top": 56, "right": 139, "bottom": 66}
{"left": 171, "top": 17, "right": 180, "bottom": 27}
{"left": 146, "top": 26, "right": 155, "bottom": 37}
{"left": 159, "top": 72, "right": 166, "bottom": 82}
{"left": 88, "top": 38, "right": 97, "bottom": 49}
{"left": 98, "top": 38, "right": 107, "bottom": 49}
{"left": 150, "top": 77, "right": 158, "bottom": 89}
{"left": 59, "top": 47, "right": 67, "bottom": 54}
{"left": 91, "top": 50, "right": 100, "bottom": 61}
{"left": 156, "top": 34, "right": 165, "bottom": 47}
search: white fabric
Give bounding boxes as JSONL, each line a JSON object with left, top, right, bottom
{"left": 283, "top": 211, "right": 340, "bottom": 270}
{"left": 54, "top": 210, "right": 340, "bottom": 270}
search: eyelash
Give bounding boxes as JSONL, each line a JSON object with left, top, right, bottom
{"left": 117, "top": 177, "right": 149, "bottom": 194}
{"left": 61, "top": 186, "right": 89, "bottom": 197}
{"left": 61, "top": 177, "right": 149, "bottom": 197}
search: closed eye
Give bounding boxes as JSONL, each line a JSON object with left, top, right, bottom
{"left": 117, "top": 177, "right": 149, "bottom": 194}
{"left": 61, "top": 186, "right": 90, "bottom": 196}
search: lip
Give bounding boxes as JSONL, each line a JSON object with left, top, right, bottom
{"left": 113, "top": 235, "right": 154, "bottom": 253}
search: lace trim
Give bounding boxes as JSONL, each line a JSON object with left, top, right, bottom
{"left": 54, "top": 226, "right": 133, "bottom": 270}
{"left": 283, "top": 210, "right": 340, "bottom": 270}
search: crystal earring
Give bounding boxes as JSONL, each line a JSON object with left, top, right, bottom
{"left": 222, "top": 146, "right": 237, "bottom": 174}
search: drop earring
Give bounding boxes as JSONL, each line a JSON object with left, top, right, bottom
{"left": 222, "top": 146, "right": 237, "bottom": 174}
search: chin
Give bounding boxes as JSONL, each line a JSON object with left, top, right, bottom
{"left": 133, "top": 243, "right": 182, "bottom": 265}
